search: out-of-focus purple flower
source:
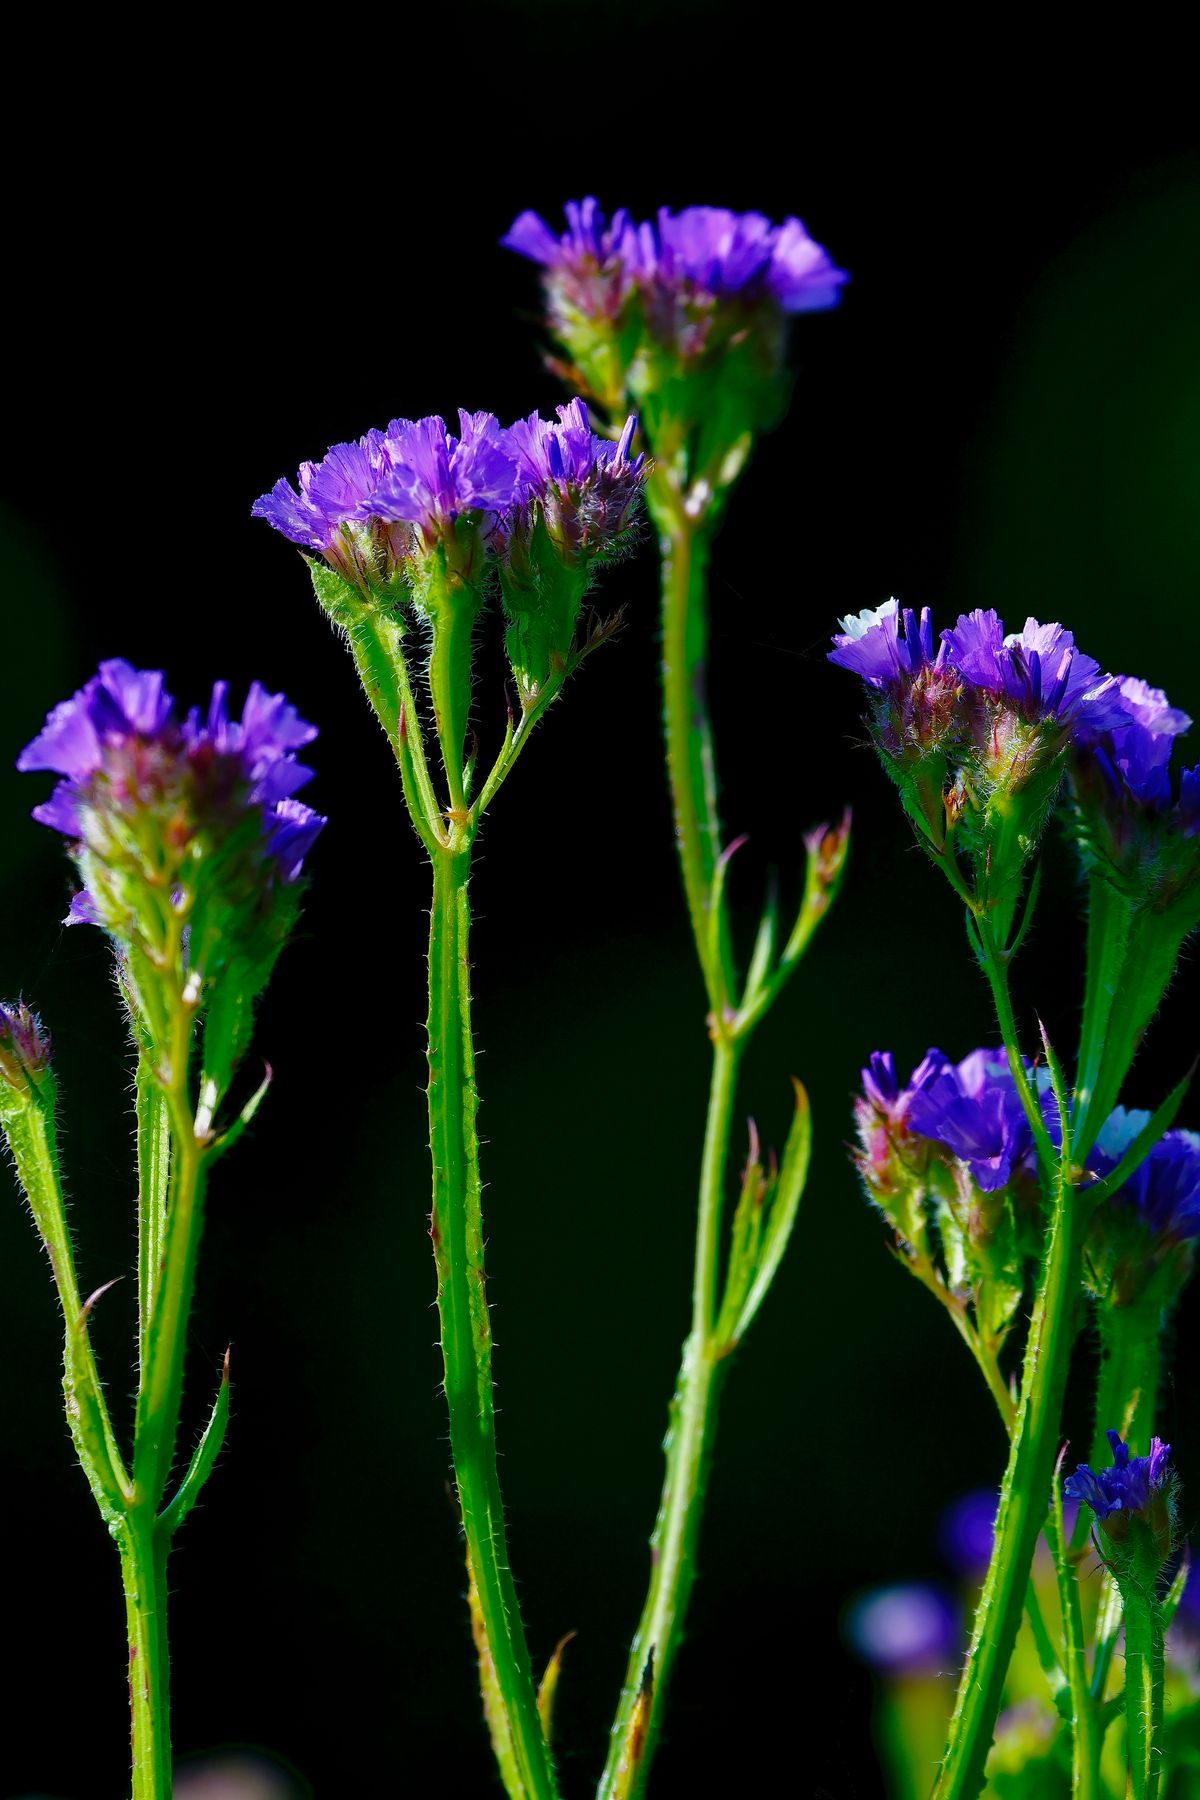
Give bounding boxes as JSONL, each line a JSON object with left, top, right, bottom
{"left": 844, "top": 1582, "right": 959, "bottom": 1673}
{"left": 18, "top": 662, "right": 325, "bottom": 893}
{"left": 502, "top": 198, "right": 644, "bottom": 290}
{"left": 499, "top": 400, "right": 646, "bottom": 562}
{"left": 938, "top": 1490, "right": 998, "bottom": 1576}
{"left": 941, "top": 612, "right": 1122, "bottom": 731}
{"left": 1065, "top": 1429, "right": 1173, "bottom": 1524}
{"left": 652, "top": 205, "right": 847, "bottom": 314}
{"left": 1091, "top": 1110, "right": 1200, "bottom": 1245}
{"left": 0, "top": 998, "right": 51, "bottom": 1086}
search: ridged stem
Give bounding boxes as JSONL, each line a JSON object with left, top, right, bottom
{"left": 427, "top": 847, "right": 557, "bottom": 1800}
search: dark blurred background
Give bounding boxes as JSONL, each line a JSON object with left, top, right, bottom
{"left": 2, "top": 13, "right": 1198, "bottom": 1797}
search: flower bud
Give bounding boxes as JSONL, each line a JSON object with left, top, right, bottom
{"left": 0, "top": 999, "right": 52, "bottom": 1092}
{"left": 1065, "top": 1430, "right": 1177, "bottom": 1567}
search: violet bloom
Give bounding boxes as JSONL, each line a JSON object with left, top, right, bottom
{"left": 652, "top": 205, "right": 847, "bottom": 314}
{"left": 1065, "top": 1430, "right": 1173, "bottom": 1524}
{"left": 1072, "top": 671, "right": 1200, "bottom": 859}
{"left": 829, "top": 600, "right": 945, "bottom": 691}
{"left": 844, "top": 1583, "right": 959, "bottom": 1673}
{"left": 941, "top": 611, "right": 1123, "bottom": 732}
{"left": 1091, "top": 1109, "right": 1200, "bottom": 1244}
{"left": 938, "top": 1490, "right": 998, "bottom": 1576}
{"left": 905, "top": 1049, "right": 1036, "bottom": 1193}
{"left": 18, "top": 661, "right": 325, "bottom": 907}
{"left": 500, "top": 399, "right": 647, "bottom": 562}
{"left": 502, "top": 198, "right": 645, "bottom": 302}
{"left": 367, "top": 411, "right": 520, "bottom": 551}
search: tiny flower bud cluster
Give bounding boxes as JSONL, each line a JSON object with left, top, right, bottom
{"left": 0, "top": 999, "right": 51, "bottom": 1091}
{"left": 1065, "top": 1430, "right": 1176, "bottom": 1556}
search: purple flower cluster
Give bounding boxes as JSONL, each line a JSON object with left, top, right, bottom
{"left": 1064, "top": 1429, "right": 1173, "bottom": 1524}
{"left": 1091, "top": 1109, "right": 1200, "bottom": 1246}
{"left": 503, "top": 198, "right": 846, "bottom": 318}
{"left": 858, "top": 1046, "right": 1043, "bottom": 1194}
{"left": 500, "top": 401, "right": 646, "bottom": 562}
{"left": 1072, "top": 673, "right": 1200, "bottom": 862}
{"left": 829, "top": 601, "right": 1122, "bottom": 736}
{"left": 18, "top": 659, "right": 325, "bottom": 895}
{"left": 254, "top": 400, "right": 644, "bottom": 584}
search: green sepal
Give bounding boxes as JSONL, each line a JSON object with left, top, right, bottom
{"left": 964, "top": 751, "right": 1067, "bottom": 951}
{"left": 197, "top": 881, "right": 300, "bottom": 1133}
{"left": 630, "top": 328, "right": 789, "bottom": 514}
{"left": 408, "top": 540, "right": 487, "bottom": 808}
{"left": 498, "top": 520, "right": 590, "bottom": 699}
{"left": 715, "top": 1080, "right": 811, "bottom": 1350}
{"left": 157, "top": 1349, "right": 230, "bottom": 1538}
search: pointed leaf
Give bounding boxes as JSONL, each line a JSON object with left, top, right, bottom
{"left": 1087, "top": 1063, "right": 1194, "bottom": 1203}
{"left": 158, "top": 1350, "right": 231, "bottom": 1538}
{"left": 724, "top": 1081, "right": 811, "bottom": 1347}
{"left": 536, "top": 1631, "right": 576, "bottom": 1747}
{"left": 209, "top": 1061, "right": 274, "bottom": 1161}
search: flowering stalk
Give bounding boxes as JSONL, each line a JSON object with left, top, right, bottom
{"left": 503, "top": 196, "right": 849, "bottom": 1795}
{"left": 257, "top": 402, "right": 645, "bottom": 1798}
{"left": 5, "top": 662, "right": 321, "bottom": 1793}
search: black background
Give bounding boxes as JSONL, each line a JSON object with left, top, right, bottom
{"left": 2, "top": 14, "right": 1199, "bottom": 1797}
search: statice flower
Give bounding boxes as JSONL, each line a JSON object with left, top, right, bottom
{"left": 253, "top": 412, "right": 522, "bottom": 594}
{"left": 941, "top": 612, "right": 1123, "bottom": 733}
{"left": 1083, "top": 1107, "right": 1200, "bottom": 1306}
{"left": 1065, "top": 1431, "right": 1176, "bottom": 1555}
{"left": 1070, "top": 671, "right": 1200, "bottom": 908}
{"left": 502, "top": 198, "right": 645, "bottom": 319}
{"left": 939, "top": 1490, "right": 998, "bottom": 1576}
{"left": 18, "top": 661, "right": 325, "bottom": 978}
{"left": 905, "top": 1050, "right": 1039, "bottom": 1194}
{"left": 649, "top": 204, "right": 846, "bottom": 317}
{"left": 500, "top": 401, "right": 646, "bottom": 564}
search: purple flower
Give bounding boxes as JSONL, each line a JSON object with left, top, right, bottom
{"left": 653, "top": 205, "right": 847, "bottom": 314}
{"left": 1071, "top": 673, "right": 1200, "bottom": 874}
{"left": 844, "top": 1583, "right": 959, "bottom": 1673}
{"left": 941, "top": 612, "right": 1123, "bottom": 731}
{"left": 18, "top": 662, "right": 325, "bottom": 898}
{"left": 1064, "top": 1429, "right": 1173, "bottom": 1523}
{"left": 499, "top": 400, "right": 647, "bottom": 562}
{"left": 501, "top": 197, "right": 645, "bottom": 294}
{"left": 829, "top": 600, "right": 943, "bottom": 691}
{"left": 252, "top": 435, "right": 386, "bottom": 553}
{"left": 939, "top": 1490, "right": 998, "bottom": 1576}
{"left": 367, "top": 411, "right": 520, "bottom": 549}
{"left": 905, "top": 1049, "right": 1036, "bottom": 1193}
{"left": 1091, "top": 1109, "right": 1200, "bottom": 1244}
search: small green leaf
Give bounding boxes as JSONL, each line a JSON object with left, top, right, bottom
{"left": 722, "top": 1080, "right": 811, "bottom": 1348}
{"left": 208, "top": 1061, "right": 273, "bottom": 1161}
{"left": 158, "top": 1349, "right": 230, "bottom": 1538}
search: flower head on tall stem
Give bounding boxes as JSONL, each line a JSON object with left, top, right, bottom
{"left": 0, "top": 998, "right": 52, "bottom": 1091}
{"left": 1065, "top": 1430, "right": 1176, "bottom": 1555}
{"left": 18, "top": 661, "right": 325, "bottom": 995}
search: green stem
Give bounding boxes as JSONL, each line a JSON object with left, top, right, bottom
{"left": 427, "top": 847, "right": 557, "bottom": 1800}
{"left": 656, "top": 493, "right": 727, "bottom": 1013}
{"left": 135, "top": 1063, "right": 171, "bottom": 1379}
{"left": 932, "top": 1153, "right": 1084, "bottom": 1798}
{"left": 976, "top": 921, "right": 1057, "bottom": 1177}
{"left": 121, "top": 1511, "right": 170, "bottom": 1800}
{"left": 598, "top": 1035, "right": 741, "bottom": 1800}
{"left": 1123, "top": 1579, "right": 1165, "bottom": 1800}
{"left": 1046, "top": 1476, "right": 1102, "bottom": 1798}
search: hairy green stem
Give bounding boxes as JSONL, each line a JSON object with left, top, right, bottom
{"left": 1123, "top": 1580, "right": 1165, "bottom": 1800}
{"left": 1047, "top": 1478, "right": 1102, "bottom": 1798}
{"left": 598, "top": 1036, "right": 740, "bottom": 1799}
{"left": 656, "top": 497, "right": 727, "bottom": 1012}
{"left": 427, "top": 847, "right": 557, "bottom": 1800}
{"left": 121, "top": 1512, "right": 170, "bottom": 1800}
{"left": 135, "top": 1066, "right": 171, "bottom": 1379}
